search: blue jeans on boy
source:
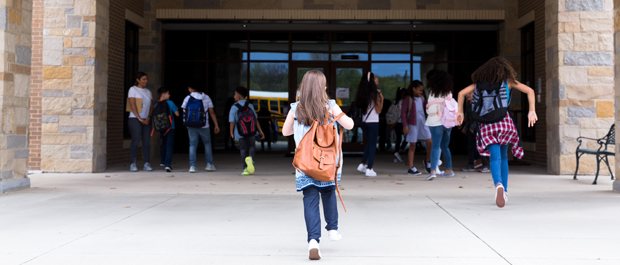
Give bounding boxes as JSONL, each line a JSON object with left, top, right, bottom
{"left": 303, "top": 186, "right": 338, "bottom": 243}
{"left": 188, "top": 127, "right": 213, "bottom": 167}
{"left": 488, "top": 144, "right": 509, "bottom": 191}
{"left": 429, "top": 126, "right": 452, "bottom": 171}
{"left": 160, "top": 129, "right": 175, "bottom": 167}
{"left": 361, "top": 122, "right": 379, "bottom": 169}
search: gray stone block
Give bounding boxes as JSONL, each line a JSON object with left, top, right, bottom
{"left": 65, "top": 8, "right": 74, "bottom": 14}
{"left": 14, "top": 149, "right": 29, "bottom": 159}
{"left": 64, "top": 48, "right": 89, "bottom": 55}
{"left": 42, "top": 115, "right": 59, "bottom": 123}
{"left": 0, "top": 170, "right": 13, "bottom": 180}
{"left": 6, "top": 135, "right": 27, "bottom": 149}
{"left": 81, "top": 22, "right": 89, "bottom": 37}
{"left": 58, "top": 126, "right": 87, "bottom": 134}
{"left": 42, "top": 90, "right": 64, "bottom": 97}
{"left": 564, "top": 52, "right": 613, "bottom": 66}
{"left": 71, "top": 152, "right": 92, "bottom": 159}
{"left": 567, "top": 117, "right": 580, "bottom": 125}
{"left": 184, "top": 0, "right": 220, "bottom": 9}
{"left": 72, "top": 109, "right": 94, "bottom": 116}
{"left": 71, "top": 145, "right": 93, "bottom": 152}
{"left": 559, "top": 84, "right": 566, "bottom": 99}
{"left": 64, "top": 91, "right": 73, "bottom": 97}
{"left": 15, "top": 46, "right": 32, "bottom": 66}
{"left": 86, "top": 58, "right": 95, "bottom": 66}
{"left": 566, "top": 0, "right": 603, "bottom": 11}
{"left": 357, "top": 0, "right": 390, "bottom": 9}
{"left": 66, "top": 15, "right": 82, "bottom": 29}
{"left": 0, "top": 7, "right": 6, "bottom": 31}
{"left": 567, "top": 107, "right": 596, "bottom": 117}
{"left": 0, "top": 177, "right": 30, "bottom": 193}
{"left": 547, "top": 47, "right": 554, "bottom": 62}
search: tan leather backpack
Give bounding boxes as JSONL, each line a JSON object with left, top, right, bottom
{"left": 293, "top": 109, "right": 346, "bottom": 211}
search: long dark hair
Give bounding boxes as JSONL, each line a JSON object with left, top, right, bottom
{"left": 471, "top": 56, "right": 517, "bottom": 84}
{"left": 394, "top": 87, "right": 406, "bottom": 104}
{"left": 406, "top": 80, "right": 424, "bottom": 98}
{"left": 134, "top": 72, "right": 147, "bottom": 86}
{"left": 355, "top": 72, "right": 378, "bottom": 114}
{"left": 427, "top": 70, "right": 453, "bottom": 98}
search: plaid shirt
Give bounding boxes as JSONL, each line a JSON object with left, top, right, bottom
{"left": 476, "top": 114, "right": 524, "bottom": 159}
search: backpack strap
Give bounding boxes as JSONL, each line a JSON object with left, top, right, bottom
{"left": 334, "top": 124, "right": 346, "bottom": 212}
{"left": 406, "top": 96, "right": 413, "bottom": 121}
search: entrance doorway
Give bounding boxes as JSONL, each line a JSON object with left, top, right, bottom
{"left": 289, "top": 62, "right": 370, "bottom": 153}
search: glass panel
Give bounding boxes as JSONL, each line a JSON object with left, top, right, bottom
{"left": 372, "top": 63, "right": 411, "bottom": 103}
{"left": 296, "top": 67, "right": 325, "bottom": 89}
{"left": 412, "top": 63, "right": 449, "bottom": 95}
{"left": 292, "top": 33, "right": 329, "bottom": 61}
{"left": 335, "top": 67, "right": 364, "bottom": 144}
{"left": 165, "top": 31, "right": 207, "bottom": 61}
{"left": 454, "top": 31, "right": 497, "bottom": 61}
{"left": 331, "top": 33, "right": 369, "bottom": 61}
{"left": 250, "top": 32, "right": 289, "bottom": 61}
{"left": 372, "top": 32, "right": 410, "bottom": 61}
{"left": 249, "top": 63, "right": 288, "bottom": 92}
{"left": 249, "top": 63, "right": 289, "bottom": 147}
{"left": 208, "top": 32, "right": 248, "bottom": 61}
{"left": 412, "top": 43, "right": 450, "bottom": 62}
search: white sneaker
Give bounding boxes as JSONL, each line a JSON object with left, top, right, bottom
{"left": 495, "top": 184, "right": 506, "bottom": 208}
{"left": 205, "top": 163, "right": 216, "bottom": 171}
{"left": 394, "top": 152, "right": 403, "bottom": 163}
{"left": 438, "top": 159, "right": 443, "bottom": 166}
{"left": 308, "top": 239, "right": 321, "bottom": 260}
{"left": 328, "top": 230, "right": 342, "bottom": 241}
{"left": 189, "top": 166, "right": 196, "bottom": 173}
{"left": 365, "top": 168, "right": 377, "bottom": 177}
{"left": 357, "top": 163, "right": 367, "bottom": 173}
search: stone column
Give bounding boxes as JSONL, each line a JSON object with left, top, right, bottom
{"left": 39, "top": 0, "right": 108, "bottom": 172}
{"left": 614, "top": 0, "right": 620, "bottom": 191}
{"left": 0, "top": 0, "right": 33, "bottom": 192}
{"left": 546, "top": 0, "right": 615, "bottom": 175}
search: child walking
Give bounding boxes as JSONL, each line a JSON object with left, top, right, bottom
{"left": 457, "top": 57, "right": 537, "bottom": 208}
{"left": 229, "top": 86, "right": 265, "bottom": 175}
{"left": 425, "top": 70, "right": 455, "bottom": 180}
{"left": 155, "top": 87, "right": 180, "bottom": 172}
{"left": 355, "top": 72, "right": 383, "bottom": 177}
{"left": 282, "top": 70, "right": 354, "bottom": 260}
{"left": 401, "top": 80, "right": 433, "bottom": 175}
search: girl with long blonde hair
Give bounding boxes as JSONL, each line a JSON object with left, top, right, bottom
{"left": 282, "top": 70, "right": 354, "bottom": 260}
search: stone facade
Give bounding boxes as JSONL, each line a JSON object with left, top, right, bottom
{"left": 614, "top": 0, "right": 620, "bottom": 191}
{"left": 0, "top": 0, "right": 33, "bottom": 192}
{"left": 546, "top": 0, "right": 615, "bottom": 175}
{"left": 34, "top": 0, "right": 108, "bottom": 172}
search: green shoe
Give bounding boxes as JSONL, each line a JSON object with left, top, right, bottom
{"left": 245, "top": 156, "right": 255, "bottom": 174}
{"left": 241, "top": 168, "right": 250, "bottom": 175}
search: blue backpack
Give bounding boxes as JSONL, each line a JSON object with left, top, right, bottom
{"left": 183, "top": 96, "right": 206, "bottom": 128}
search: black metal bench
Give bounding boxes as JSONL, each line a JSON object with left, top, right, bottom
{"left": 573, "top": 124, "right": 615, "bottom": 185}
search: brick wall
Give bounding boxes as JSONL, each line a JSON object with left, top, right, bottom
{"left": 107, "top": 0, "right": 144, "bottom": 166}
{"left": 518, "top": 0, "right": 547, "bottom": 168}
{"left": 29, "top": 0, "right": 44, "bottom": 172}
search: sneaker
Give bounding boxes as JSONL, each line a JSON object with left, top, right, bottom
{"left": 473, "top": 159, "right": 483, "bottom": 169}
{"left": 308, "top": 239, "right": 321, "bottom": 260}
{"left": 423, "top": 160, "right": 431, "bottom": 174}
{"left": 159, "top": 163, "right": 165, "bottom": 167}
{"left": 245, "top": 157, "right": 255, "bottom": 174}
{"left": 440, "top": 171, "right": 455, "bottom": 177}
{"left": 365, "top": 168, "right": 377, "bottom": 177}
{"left": 478, "top": 167, "right": 490, "bottom": 173}
{"left": 394, "top": 158, "right": 399, "bottom": 163}
{"left": 205, "top": 163, "right": 216, "bottom": 171}
{"left": 461, "top": 165, "right": 476, "bottom": 172}
{"left": 241, "top": 168, "right": 250, "bottom": 175}
{"left": 394, "top": 152, "right": 403, "bottom": 163}
{"left": 143, "top": 163, "right": 153, "bottom": 171}
{"left": 495, "top": 183, "right": 506, "bottom": 208}
{"left": 407, "top": 167, "right": 422, "bottom": 175}
{"left": 189, "top": 166, "right": 196, "bottom": 173}
{"left": 357, "top": 163, "right": 368, "bottom": 173}
{"left": 328, "top": 230, "right": 342, "bottom": 241}
{"left": 426, "top": 173, "right": 436, "bottom": 181}
{"left": 165, "top": 167, "right": 172, "bottom": 172}
{"left": 130, "top": 162, "right": 138, "bottom": 172}
{"left": 504, "top": 192, "right": 509, "bottom": 205}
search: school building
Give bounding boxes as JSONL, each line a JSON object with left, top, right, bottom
{"left": 0, "top": 0, "right": 619, "bottom": 192}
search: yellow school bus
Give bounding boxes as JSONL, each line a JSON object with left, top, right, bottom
{"left": 249, "top": 91, "right": 288, "bottom": 133}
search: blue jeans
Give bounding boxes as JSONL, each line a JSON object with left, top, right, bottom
{"left": 429, "top": 126, "right": 452, "bottom": 171}
{"left": 303, "top": 186, "right": 338, "bottom": 243}
{"left": 160, "top": 129, "right": 175, "bottom": 167}
{"left": 128, "top": 118, "right": 151, "bottom": 163}
{"left": 187, "top": 127, "right": 213, "bottom": 167}
{"left": 361, "top": 122, "right": 379, "bottom": 169}
{"left": 488, "top": 144, "right": 509, "bottom": 191}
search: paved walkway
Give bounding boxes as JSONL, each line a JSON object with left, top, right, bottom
{"left": 1, "top": 154, "right": 619, "bottom": 264}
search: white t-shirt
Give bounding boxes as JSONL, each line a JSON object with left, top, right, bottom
{"left": 182, "top": 92, "right": 214, "bottom": 128}
{"left": 364, "top": 101, "right": 380, "bottom": 123}
{"left": 127, "top": 86, "right": 153, "bottom": 119}
{"left": 426, "top": 92, "right": 452, "bottom": 127}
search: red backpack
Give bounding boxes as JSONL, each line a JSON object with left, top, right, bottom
{"left": 235, "top": 102, "right": 257, "bottom": 137}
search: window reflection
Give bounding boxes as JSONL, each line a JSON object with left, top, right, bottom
{"left": 292, "top": 33, "right": 329, "bottom": 61}
{"left": 331, "top": 33, "right": 368, "bottom": 61}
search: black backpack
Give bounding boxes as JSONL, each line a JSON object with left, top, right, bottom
{"left": 235, "top": 102, "right": 258, "bottom": 137}
{"left": 151, "top": 100, "right": 172, "bottom": 136}
{"left": 471, "top": 81, "right": 512, "bottom": 124}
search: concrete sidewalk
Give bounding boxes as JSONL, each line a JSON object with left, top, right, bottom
{"left": 1, "top": 154, "right": 619, "bottom": 264}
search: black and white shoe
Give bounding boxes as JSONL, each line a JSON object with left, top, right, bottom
{"left": 408, "top": 167, "right": 422, "bottom": 175}
{"left": 423, "top": 160, "right": 431, "bottom": 174}
{"left": 165, "top": 167, "right": 172, "bottom": 172}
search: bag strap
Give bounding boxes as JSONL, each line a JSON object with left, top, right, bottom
{"left": 334, "top": 124, "right": 346, "bottom": 212}
{"left": 406, "top": 96, "right": 413, "bottom": 121}
{"left": 328, "top": 112, "right": 346, "bottom": 126}
{"left": 363, "top": 105, "right": 375, "bottom": 123}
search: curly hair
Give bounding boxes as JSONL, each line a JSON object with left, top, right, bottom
{"left": 471, "top": 56, "right": 517, "bottom": 84}
{"left": 427, "top": 70, "right": 453, "bottom": 98}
